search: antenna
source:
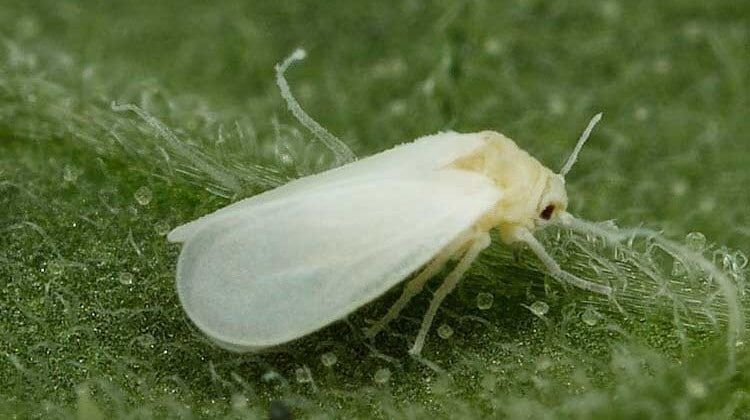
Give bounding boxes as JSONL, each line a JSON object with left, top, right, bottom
{"left": 559, "top": 112, "right": 602, "bottom": 177}
{"left": 274, "top": 49, "right": 356, "bottom": 166}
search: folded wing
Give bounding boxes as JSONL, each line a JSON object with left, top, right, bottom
{"left": 168, "top": 131, "right": 488, "bottom": 243}
{"left": 175, "top": 169, "right": 501, "bottom": 351}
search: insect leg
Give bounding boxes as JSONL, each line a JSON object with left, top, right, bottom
{"left": 408, "top": 232, "right": 491, "bottom": 356}
{"left": 365, "top": 232, "right": 473, "bottom": 339}
{"left": 514, "top": 228, "right": 612, "bottom": 296}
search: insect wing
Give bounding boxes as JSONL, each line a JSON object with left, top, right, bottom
{"left": 176, "top": 170, "right": 501, "bottom": 350}
{"left": 168, "top": 132, "right": 487, "bottom": 243}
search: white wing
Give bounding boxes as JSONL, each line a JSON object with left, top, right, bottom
{"left": 168, "top": 131, "right": 489, "bottom": 243}
{"left": 175, "top": 169, "right": 501, "bottom": 351}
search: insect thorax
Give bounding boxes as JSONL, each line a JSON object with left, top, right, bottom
{"left": 451, "top": 131, "right": 561, "bottom": 236}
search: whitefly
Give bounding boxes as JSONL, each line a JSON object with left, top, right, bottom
{"left": 167, "top": 50, "right": 743, "bottom": 361}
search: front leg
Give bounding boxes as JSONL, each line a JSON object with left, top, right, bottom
{"left": 509, "top": 227, "right": 612, "bottom": 296}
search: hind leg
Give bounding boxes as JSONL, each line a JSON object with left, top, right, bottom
{"left": 365, "top": 232, "right": 473, "bottom": 338}
{"left": 408, "top": 232, "right": 491, "bottom": 356}
{"left": 511, "top": 227, "right": 612, "bottom": 295}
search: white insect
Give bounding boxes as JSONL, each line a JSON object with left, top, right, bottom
{"left": 168, "top": 50, "right": 614, "bottom": 356}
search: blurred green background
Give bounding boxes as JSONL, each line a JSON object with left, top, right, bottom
{"left": 1, "top": 0, "right": 749, "bottom": 418}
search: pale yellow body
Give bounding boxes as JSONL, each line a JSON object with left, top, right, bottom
{"left": 452, "top": 131, "right": 568, "bottom": 241}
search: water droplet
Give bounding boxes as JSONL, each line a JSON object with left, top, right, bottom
{"left": 476, "top": 292, "right": 494, "bottom": 310}
{"left": 134, "top": 186, "right": 153, "bottom": 206}
{"left": 671, "top": 180, "right": 688, "bottom": 197}
{"left": 320, "top": 352, "right": 338, "bottom": 367}
{"left": 154, "top": 221, "right": 171, "bottom": 236}
{"left": 483, "top": 37, "right": 504, "bottom": 56}
{"left": 63, "top": 165, "right": 80, "bottom": 182}
{"left": 422, "top": 78, "right": 436, "bottom": 95}
{"left": 373, "top": 368, "right": 391, "bottom": 384}
{"left": 118, "top": 272, "right": 134, "bottom": 286}
{"left": 437, "top": 323, "right": 454, "bottom": 339}
{"left": 295, "top": 367, "right": 312, "bottom": 383}
{"left": 547, "top": 95, "right": 566, "bottom": 115}
{"left": 685, "top": 378, "right": 707, "bottom": 399}
{"left": 388, "top": 100, "right": 407, "bottom": 116}
{"left": 634, "top": 106, "right": 650, "bottom": 121}
{"left": 685, "top": 232, "right": 706, "bottom": 252}
{"left": 671, "top": 261, "right": 687, "bottom": 277}
{"left": 581, "top": 307, "right": 600, "bottom": 326}
{"left": 528, "top": 301, "right": 549, "bottom": 317}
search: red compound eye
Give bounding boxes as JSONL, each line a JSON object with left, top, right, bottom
{"left": 540, "top": 205, "right": 555, "bottom": 220}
